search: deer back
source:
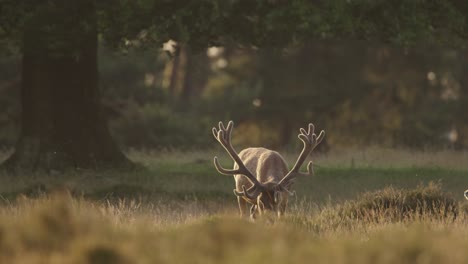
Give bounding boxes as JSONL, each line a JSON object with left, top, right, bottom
{"left": 234, "top": 147, "right": 288, "bottom": 192}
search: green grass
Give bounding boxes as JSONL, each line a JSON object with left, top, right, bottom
{"left": 0, "top": 148, "right": 467, "bottom": 263}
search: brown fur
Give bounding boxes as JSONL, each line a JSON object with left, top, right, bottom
{"left": 213, "top": 121, "right": 325, "bottom": 219}
{"left": 234, "top": 148, "right": 289, "bottom": 217}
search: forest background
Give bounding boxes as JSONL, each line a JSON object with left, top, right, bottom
{"left": 1, "top": 0, "right": 468, "bottom": 164}
{"left": 1, "top": 40, "right": 467, "bottom": 152}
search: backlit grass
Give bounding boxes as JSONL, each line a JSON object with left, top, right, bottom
{"left": 0, "top": 190, "right": 466, "bottom": 264}
{"left": 0, "top": 148, "right": 467, "bottom": 263}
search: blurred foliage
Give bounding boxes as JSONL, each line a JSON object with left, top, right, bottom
{"left": 0, "top": 55, "right": 20, "bottom": 148}
{"left": 1, "top": 40, "right": 468, "bottom": 149}
{"left": 117, "top": 40, "right": 464, "bottom": 149}
{"left": 1, "top": 1, "right": 468, "bottom": 150}
{"left": 1, "top": 0, "right": 468, "bottom": 53}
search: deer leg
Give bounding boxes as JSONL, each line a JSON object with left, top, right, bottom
{"left": 250, "top": 204, "right": 257, "bottom": 220}
{"left": 277, "top": 203, "right": 287, "bottom": 217}
{"left": 237, "top": 196, "right": 247, "bottom": 217}
{"left": 256, "top": 193, "right": 265, "bottom": 215}
{"left": 277, "top": 194, "right": 288, "bottom": 217}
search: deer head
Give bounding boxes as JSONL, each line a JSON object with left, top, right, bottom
{"left": 213, "top": 121, "right": 325, "bottom": 218}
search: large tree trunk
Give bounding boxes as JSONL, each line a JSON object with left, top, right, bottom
{"left": 2, "top": 1, "right": 133, "bottom": 172}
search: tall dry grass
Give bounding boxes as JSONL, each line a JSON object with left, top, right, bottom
{"left": 0, "top": 148, "right": 467, "bottom": 263}
{"left": 0, "top": 184, "right": 466, "bottom": 263}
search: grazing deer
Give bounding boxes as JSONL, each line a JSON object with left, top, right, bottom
{"left": 212, "top": 121, "right": 325, "bottom": 219}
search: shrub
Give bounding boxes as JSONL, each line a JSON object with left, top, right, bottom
{"left": 322, "top": 182, "right": 459, "bottom": 225}
{"left": 109, "top": 102, "right": 214, "bottom": 149}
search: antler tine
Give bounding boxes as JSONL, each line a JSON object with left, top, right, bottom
{"left": 213, "top": 121, "right": 265, "bottom": 190}
{"left": 214, "top": 157, "right": 243, "bottom": 175}
{"left": 279, "top": 185, "right": 296, "bottom": 196}
{"left": 233, "top": 185, "right": 261, "bottom": 200}
{"left": 315, "top": 130, "right": 325, "bottom": 146}
{"left": 306, "top": 161, "right": 314, "bottom": 176}
{"left": 278, "top": 123, "right": 325, "bottom": 187}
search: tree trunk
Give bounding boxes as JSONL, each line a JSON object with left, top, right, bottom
{"left": 181, "top": 47, "right": 209, "bottom": 105}
{"left": 2, "top": 1, "right": 133, "bottom": 172}
{"left": 168, "top": 47, "right": 182, "bottom": 102}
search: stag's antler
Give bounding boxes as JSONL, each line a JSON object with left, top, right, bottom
{"left": 213, "top": 121, "right": 265, "bottom": 199}
{"left": 278, "top": 123, "right": 325, "bottom": 188}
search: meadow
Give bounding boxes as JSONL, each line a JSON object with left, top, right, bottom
{"left": 0, "top": 147, "right": 467, "bottom": 263}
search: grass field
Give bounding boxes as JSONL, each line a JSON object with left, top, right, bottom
{"left": 0, "top": 147, "right": 467, "bottom": 263}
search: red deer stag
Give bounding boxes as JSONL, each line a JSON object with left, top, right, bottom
{"left": 213, "top": 121, "right": 325, "bottom": 218}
